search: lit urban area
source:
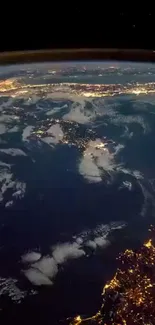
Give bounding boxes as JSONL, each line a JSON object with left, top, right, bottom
{"left": 69, "top": 226, "right": 155, "bottom": 325}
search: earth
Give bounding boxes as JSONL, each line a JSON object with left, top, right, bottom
{"left": 0, "top": 61, "right": 155, "bottom": 324}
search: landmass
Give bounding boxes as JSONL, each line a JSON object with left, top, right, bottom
{"left": 68, "top": 226, "right": 155, "bottom": 325}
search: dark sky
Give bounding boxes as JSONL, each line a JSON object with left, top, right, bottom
{"left": 2, "top": 8, "right": 155, "bottom": 51}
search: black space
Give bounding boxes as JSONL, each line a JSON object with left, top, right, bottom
{"left": 2, "top": 8, "right": 155, "bottom": 52}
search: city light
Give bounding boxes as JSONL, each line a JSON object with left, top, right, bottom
{"left": 69, "top": 226, "right": 155, "bottom": 325}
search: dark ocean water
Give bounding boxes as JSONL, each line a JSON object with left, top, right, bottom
{"left": 0, "top": 217, "right": 151, "bottom": 325}
{"left": 0, "top": 140, "right": 150, "bottom": 324}
{"left": 0, "top": 89, "right": 155, "bottom": 323}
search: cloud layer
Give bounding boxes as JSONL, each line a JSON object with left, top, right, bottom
{"left": 22, "top": 221, "right": 125, "bottom": 286}
{"left": 0, "top": 163, "right": 26, "bottom": 206}
{"left": 78, "top": 138, "right": 123, "bottom": 183}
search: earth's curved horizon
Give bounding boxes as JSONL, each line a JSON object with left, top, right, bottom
{"left": 0, "top": 60, "right": 155, "bottom": 324}
{"left": 1, "top": 48, "right": 155, "bottom": 65}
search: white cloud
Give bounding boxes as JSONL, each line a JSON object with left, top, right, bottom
{"left": 22, "top": 125, "right": 34, "bottom": 142}
{"left": 121, "top": 126, "right": 133, "bottom": 139}
{"left": 78, "top": 221, "right": 126, "bottom": 241}
{"left": 0, "top": 170, "right": 14, "bottom": 195}
{"left": 132, "top": 170, "right": 144, "bottom": 180}
{"left": 110, "top": 114, "right": 150, "bottom": 134}
{"left": 32, "top": 257, "right": 58, "bottom": 279}
{"left": 41, "top": 124, "right": 64, "bottom": 148}
{"left": 94, "top": 236, "right": 110, "bottom": 248}
{"left": 24, "top": 94, "right": 40, "bottom": 106}
{"left": 92, "top": 98, "right": 150, "bottom": 134}
{"left": 118, "top": 167, "right": 152, "bottom": 217}
{"left": 86, "top": 237, "right": 109, "bottom": 249}
{"left": 5, "top": 200, "right": 13, "bottom": 208}
{"left": 0, "top": 115, "right": 19, "bottom": 123}
{"left": 119, "top": 181, "right": 132, "bottom": 191}
{"left": 0, "top": 148, "right": 27, "bottom": 156}
{"left": 85, "top": 240, "right": 97, "bottom": 249}
{"left": 23, "top": 243, "right": 85, "bottom": 287}
{"left": 52, "top": 242, "right": 85, "bottom": 264}
{"left": 138, "top": 181, "right": 154, "bottom": 217}
{"left": 78, "top": 139, "right": 122, "bottom": 183}
{"left": 22, "top": 252, "right": 41, "bottom": 263}
{"left": 0, "top": 163, "right": 26, "bottom": 204}
{"left": 63, "top": 101, "right": 94, "bottom": 124}
{"left": 8, "top": 125, "right": 19, "bottom": 133}
{"left": 46, "top": 104, "right": 67, "bottom": 116}
{"left": 114, "top": 144, "right": 125, "bottom": 155}
{"left": 0, "top": 161, "right": 11, "bottom": 168}
{"left": 76, "top": 237, "right": 83, "bottom": 245}
{"left": 15, "top": 182, "right": 26, "bottom": 195}
{"left": 22, "top": 221, "right": 126, "bottom": 287}
{"left": 0, "top": 124, "right": 7, "bottom": 134}
{"left": 24, "top": 268, "right": 53, "bottom": 286}
{"left": 41, "top": 137, "right": 55, "bottom": 147}
{"left": 0, "top": 277, "right": 27, "bottom": 303}
{"left": 47, "top": 123, "right": 64, "bottom": 143}
{"left": 79, "top": 154, "right": 102, "bottom": 183}
{"left": 119, "top": 167, "right": 144, "bottom": 180}
{"left": 61, "top": 95, "right": 150, "bottom": 134}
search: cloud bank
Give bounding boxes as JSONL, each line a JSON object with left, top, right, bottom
{"left": 22, "top": 221, "right": 125, "bottom": 287}
{"left": 78, "top": 138, "right": 122, "bottom": 183}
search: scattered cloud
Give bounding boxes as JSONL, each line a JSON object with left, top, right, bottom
{"left": 24, "top": 268, "right": 53, "bottom": 286}
{"left": 94, "top": 236, "right": 110, "bottom": 248}
{"left": 114, "top": 144, "right": 125, "bottom": 155}
{"left": 78, "top": 139, "right": 123, "bottom": 183}
{"left": 85, "top": 240, "right": 97, "bottom": 249}
{"left": 0, "top": 124, "right": 7, "bottom": 134}
{"left": 121, "top": 126, "right": 133, "bottom": 139}
{"left": 5, "top": 200, "right": 13, "bottom": 208}
{"left": 111, "top": 114, "right": 150, "bottom": 134}
{"left": 46, "top": 123, "right": 64, "bottom": 143}
{"left": 120, "top": 168, "right": 144, "bottom": 180}
{"left": 63, "top": 100, "right": 95, "bottom": 124}
{"left": 0, "top": 115, "right": 19, "bottom": 123}
{"left": 0, "top": 161, "right": 11, "bottom": 168}
{"left": 85, "top": 237, "right": 110, "bottom": 249}
{"left": 0, "top": 164, "right": 26, "bottom": 205}
{"left": 119, "top": 181, "right": 132, "bottom": 191}
{"left": 0, "top": 148, "right": 27, "bottom": 156}
{"left": 22, "top": 221, "right": 125, "bottom": 287}
{"left": 52, "top": 242, "right": 85, "bottom": 264}
{"left": 24, "top": 94, "right": 40, "bottom": 106}
{"left": 41, "top": 137, "right": 55, "bottom": 147}
{"left": 8, "top": 125, "right": 19, "bottom": 133}
{"left": 91, "top": 98, "right": 150, "bottom": 134}
{"left": 76, "top": 237, "right": 83, "bottom": 245}
{"left": 22, "top": 125, "right": 34, "bottom": 142}
{"left": 79, "top": 154, "right": 102, "bottom": 183}
{"left": 23, "top": 243, "right": 85, "bottom": 286}
{"left": 46, "top": 104, "right": 67, "bottom": 116}
{"left": 32, "top": 257, "right": 58, "bottom": 279}
{"left": 118, "top": 167, "right": 154, "bottom": 216}
{"left": 0, "top": 277, "right": 29, "bottom": 303}
{"left": 41, "top": 124, "right": 64, "bottom": 147}
{"left": 137, "top": 181, "right": 155, "bottom": 217}
{"left": 22, "top": 252, "right": 41, "bottom": 263}
{"left": 60, "top": 96, "right": 151, "bottom": 134}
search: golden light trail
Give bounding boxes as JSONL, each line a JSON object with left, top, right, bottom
{"left": 1, "top": 79, "right": 155, "bottom": 99}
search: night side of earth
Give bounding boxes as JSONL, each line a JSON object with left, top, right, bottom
{"left": 0, "top": 61, "right": 155, "bottom": 324}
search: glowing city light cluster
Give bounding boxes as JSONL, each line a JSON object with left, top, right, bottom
{"left": 1, "top": 78, "right": 155, "bottom": 98}
{"left": 69, "top": 226, "right": 155, "bottom": 325}
{"left": 29, "top": 119, "right": 97, "bottom": 151}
